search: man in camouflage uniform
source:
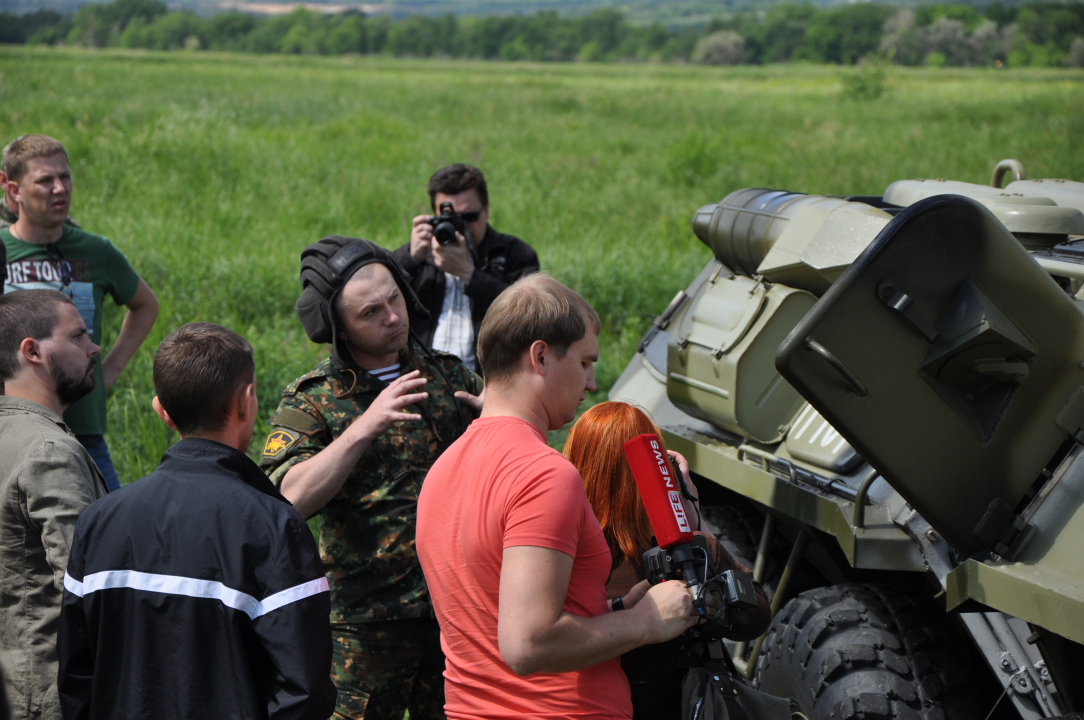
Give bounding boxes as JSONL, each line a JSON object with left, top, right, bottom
{"left": 261, "top": 236, "right": 483, "bottom": 720}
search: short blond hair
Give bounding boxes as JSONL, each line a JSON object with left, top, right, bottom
{"left": 477, "top": 273, "right": 600, "bottom": 383}
{"left": 2, "top": 135, "right": 68, "bottom": 182}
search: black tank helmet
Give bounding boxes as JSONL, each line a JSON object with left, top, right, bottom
{"left": 295, "top": 236, "right": 428, "bottom": 372}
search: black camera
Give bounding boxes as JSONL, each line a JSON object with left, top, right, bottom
{"left": 426, "top": 202, "right": 468, "bottom": 245}
{"left": 643, "top": 535, "right": 758, "bottom": 641}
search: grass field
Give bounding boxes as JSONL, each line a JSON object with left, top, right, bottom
{"left": 1, "top": 45, "right": 1081, "bottom": 481}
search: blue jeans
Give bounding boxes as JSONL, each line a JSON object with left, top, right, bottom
{"left": 77, "top": 435, "right": 121, "bottom": 492}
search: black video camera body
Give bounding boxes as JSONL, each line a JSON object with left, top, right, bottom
{"left": 643, "top": 535, "right": 758, "bottom": 640}
{"left": 426, "top": 202, "right": 468, "bottom": 245}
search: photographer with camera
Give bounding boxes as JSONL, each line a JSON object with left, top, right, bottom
{"left": 564, "top": 402, "right": 771, "bottom": 720}
{"left": 393, "top": 164, "right": 539, "bottom": 372}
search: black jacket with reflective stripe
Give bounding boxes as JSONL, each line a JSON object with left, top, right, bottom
{"left": 57, "top": 438, "right": 336, "bottom": 720}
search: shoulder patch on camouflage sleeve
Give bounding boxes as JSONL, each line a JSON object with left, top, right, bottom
{"left": 272, "top": 407, "right": 320, "bottom": 433}
{"left": 262, "top": 429, "right": 301, "bottom": 463}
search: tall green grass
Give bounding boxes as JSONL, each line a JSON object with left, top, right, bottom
{"left": 2, "top": 46, "right": 1081, "bottom": 480}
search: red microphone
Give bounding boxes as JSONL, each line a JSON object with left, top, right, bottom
{"left": 623, "top": 433, "right": 702, "bottom": 593}
{"left": 625, "top": 434, "right": 762, "bottom": 638}
{"left": 623, "top": 433, "right": 695, "bottom": 549}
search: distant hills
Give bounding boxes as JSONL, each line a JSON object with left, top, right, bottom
{"left": 0, "top": 0, "right": 994, "bottom": 24}
{"left": 303, "top": 0, "right": 791, "bottom": 25}
{"left": 3, "top": 0, "right": 1067, "bottom": 32}
{"left": 6, "top": 0, "right": 1080, "bottom": 67}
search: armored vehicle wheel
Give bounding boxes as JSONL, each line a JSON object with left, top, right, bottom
{"left": 754, "top": 584, "right": 988, "bottom": 720}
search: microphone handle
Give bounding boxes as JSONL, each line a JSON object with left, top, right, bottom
{"left": 668, "top": 543, "right": 703, "bottom": 597}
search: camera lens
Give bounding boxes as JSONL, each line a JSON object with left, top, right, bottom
{"left": 434, "top": 221, "right": 458, "bottom": 245}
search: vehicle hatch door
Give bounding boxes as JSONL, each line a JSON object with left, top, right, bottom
{"left": 776, "top": 195, "right": 1084, "bottom": 557}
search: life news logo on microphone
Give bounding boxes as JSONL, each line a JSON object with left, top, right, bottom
{"left": 624, "top": 433, "right": 695, "bottom": 549}
{"left": 649, "top": 438, "right": 692, "bottom": 534}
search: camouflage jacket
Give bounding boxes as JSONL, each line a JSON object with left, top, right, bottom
{"left": 261, "top": 344, "right": 481, "bottom": 624}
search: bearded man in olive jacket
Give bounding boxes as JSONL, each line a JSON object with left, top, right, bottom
{"left": 0, "top": 289, "right": 107, "bottom": 720}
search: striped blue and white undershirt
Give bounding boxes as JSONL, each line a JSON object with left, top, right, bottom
{"left": 371, "top": 363, "right": 400, "bottom": 383}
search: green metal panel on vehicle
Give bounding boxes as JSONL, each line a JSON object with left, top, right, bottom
{"left": 946, "top": 561, "right": 1084, "bottom": 645}
{"left": 756, "top": 203, "right": 892, "bottom": 296}
{"left": 667, "top": 275, "right": 816, "bottom": 444}
{"left": 776, "top": 195, "right": 1084, "bottom": 558}
{"left": 662, "top": 425, "right": 923, "bottom": 572}
{"left": 945, "top": 444, "right": 1084, "bottom": 644}
{"left": 785, "top": 404, "right": 863, "bottom": 474}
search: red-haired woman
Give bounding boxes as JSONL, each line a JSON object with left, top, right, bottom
{"left": 564, "top": 401, "right": 771, "bottom": 720}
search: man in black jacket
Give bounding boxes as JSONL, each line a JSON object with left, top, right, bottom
{"left": 393, "top": 164, "right": 539, "bottom": 372}
{"left": 56, "top": 322, "right": 336, "bottom": 720}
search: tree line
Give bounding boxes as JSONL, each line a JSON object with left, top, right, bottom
{"left": 3, "top": 0, "right": 1083, "bottom": 67}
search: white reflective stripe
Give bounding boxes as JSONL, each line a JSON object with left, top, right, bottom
{"left": 80, "top": 570, "right": 259, "bottom": 616}
{"left": 258, "top": 577, "right": 330, "bottom": 616}
{"left": 64, "top": 571, "right": 85, "bottom": 597}
{"left": 73, "top": 570, "right": 329, "bottom": 620}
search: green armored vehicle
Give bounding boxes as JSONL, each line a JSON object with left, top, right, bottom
{"left": 610, "top": 160, "right": 1084, "bottom": 720}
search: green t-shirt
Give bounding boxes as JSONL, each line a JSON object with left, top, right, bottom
{"left": 2, "top": 225, "right": 140, "bottom": 435}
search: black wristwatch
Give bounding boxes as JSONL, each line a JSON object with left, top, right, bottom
{"left": 611, "top": 596, "right": 625, "bottom": 612}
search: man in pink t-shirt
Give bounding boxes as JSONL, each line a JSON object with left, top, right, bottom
{"left": 417, "top": 274, "right": 698, "bottom": 720}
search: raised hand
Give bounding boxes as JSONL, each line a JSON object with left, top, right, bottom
{"left": 410, "top": 216, "right": 435, "bottom": 263}
{"left": 352, "top": 370, "right": 428, "bottom": 441}
{"left": 667, "top": 450, "right": 691, "bottom": 488}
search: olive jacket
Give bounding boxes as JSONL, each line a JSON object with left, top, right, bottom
{"left": 0, "top": 397, "right": 106, "bottom": 720}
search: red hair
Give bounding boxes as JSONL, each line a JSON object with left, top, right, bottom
{"left": 564, "top": 401, "right": 664, "bottom": 568}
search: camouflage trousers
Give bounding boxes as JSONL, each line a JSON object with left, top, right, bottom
{"left": 331, "top": 618, "right": 446, "bottom": 720}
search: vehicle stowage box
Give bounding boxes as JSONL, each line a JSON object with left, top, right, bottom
{"left": 667, "top": 272, "right": 816, "bottom": 444}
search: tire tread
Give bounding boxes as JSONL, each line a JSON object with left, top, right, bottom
{"left": 754, "top": 584, "right": 986, "bottom": 720}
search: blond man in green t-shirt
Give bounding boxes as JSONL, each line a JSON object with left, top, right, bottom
{"left": 0, "top": 135, "right": 159, "bottom": 490}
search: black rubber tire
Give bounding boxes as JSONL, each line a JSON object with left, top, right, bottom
{"left": 754, "top": 584, "right": 989, "bottom": 720}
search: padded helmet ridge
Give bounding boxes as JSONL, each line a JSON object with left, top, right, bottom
{"left": 294, "top": 236, "right": 428, "bottom": 368}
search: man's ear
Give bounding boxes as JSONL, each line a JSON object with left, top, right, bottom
{"left": 235, "top": 383, "right": 256, "bottom": 422}
{"left": 151, "top": 396, "right": 179, "bottom": 432}
{"left": 526, "top": 339, "right": 549, "bottom": 377}
{"left": 5, "top": 177, "right": 21, "bottom": 205}
{"left": 19, "top": 338, "right": 45, "bottom": 367}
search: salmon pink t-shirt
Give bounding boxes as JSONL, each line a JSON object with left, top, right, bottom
{"left": 417, "top": 416, "right": 633, "bottom": 720}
